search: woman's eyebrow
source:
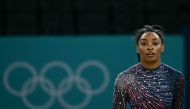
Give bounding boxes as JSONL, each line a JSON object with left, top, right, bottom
{"left": 140, "top": 39, "right": 147, "bottom": 41}
{"left": 153, "top": 38, "right": 159, "bottom": 40}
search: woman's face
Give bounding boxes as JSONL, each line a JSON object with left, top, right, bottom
{"left": 137, "top": 32, "right": 164, "bottom": 63}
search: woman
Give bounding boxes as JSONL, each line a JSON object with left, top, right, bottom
{"left": 113, "top": 25, "right": 185, "bottom": 109}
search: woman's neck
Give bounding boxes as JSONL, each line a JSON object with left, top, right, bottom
{"left": 140, "top": 60, "right": 161, "bottom": 69}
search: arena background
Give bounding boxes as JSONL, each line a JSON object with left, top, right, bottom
{"left": 0, "top": 0, "right": 189, "bottom": 109}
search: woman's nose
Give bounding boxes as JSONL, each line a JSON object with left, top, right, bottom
{"left": 147, "top": 44, "right": 153, "bottom": 50}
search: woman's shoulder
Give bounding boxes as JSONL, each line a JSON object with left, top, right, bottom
{"left": 162, "top": 63, "right": 184, "bottom": 78}
{"left": 115, "top": 63, "right": 140, "bottom": 82}
{"left": 162, "top": 63, "right": 185, "bottom": 86}
{"left": 114, "top": 63, "right": 140, "bottom": 88}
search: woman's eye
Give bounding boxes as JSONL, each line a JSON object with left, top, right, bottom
{"left": 141, "top": 42, "right": 146, "bottom": 46}
{"left": 153, "top": 42, "right": 159, "bottom": 45}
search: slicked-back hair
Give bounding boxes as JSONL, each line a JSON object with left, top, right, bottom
{"left": 135, "top": 25, "right": 165, "bottom": 62}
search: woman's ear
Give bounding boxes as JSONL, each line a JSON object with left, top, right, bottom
{"left": 161, "top": 45, "right": 164, "bottom": 52}
{"left": 136, "top": 46, "right": 140, "bottom": 54}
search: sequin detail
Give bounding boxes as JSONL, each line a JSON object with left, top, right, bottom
{"left": 113, "top": 63, "right": 185, "bottom": 109}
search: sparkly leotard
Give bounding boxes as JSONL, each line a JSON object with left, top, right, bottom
{"left": 113, "top": 63, "right": 185, "bottom": 109}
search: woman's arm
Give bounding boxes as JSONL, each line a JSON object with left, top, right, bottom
{"left": 113, "top": 75, "right": 128, "bottom": 109}
{"left": 172, "top": 74, "right": 185, "bottom": 109}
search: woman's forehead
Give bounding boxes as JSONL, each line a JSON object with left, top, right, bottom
{"left": 140, "top": 32, "right": 160, "bottom": 40}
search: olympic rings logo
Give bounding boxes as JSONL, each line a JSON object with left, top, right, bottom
{"left": 3, "top": 60, "right": 110, "bottom": 109}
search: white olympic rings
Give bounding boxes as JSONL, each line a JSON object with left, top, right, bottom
{"left": 3, "top": 60, "right": 110, "bottom": 109}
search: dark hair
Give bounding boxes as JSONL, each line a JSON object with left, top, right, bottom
{"left": 135, "top": 25, "right": 165, "bottom": 62}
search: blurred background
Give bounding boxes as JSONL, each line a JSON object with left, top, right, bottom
{"left": 0, "top": 0, "right": 189, "bottom": 34}
{"left": 0, "top": 0, "right": 189, "bottom": 109}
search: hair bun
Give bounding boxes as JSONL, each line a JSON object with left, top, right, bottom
{"left": 152, "top": 25, "right": 165, "bottom": 32}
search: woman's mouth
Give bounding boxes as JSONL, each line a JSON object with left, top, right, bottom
{"left": 146, "top": 52, "right": 155, "bottom": 56}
